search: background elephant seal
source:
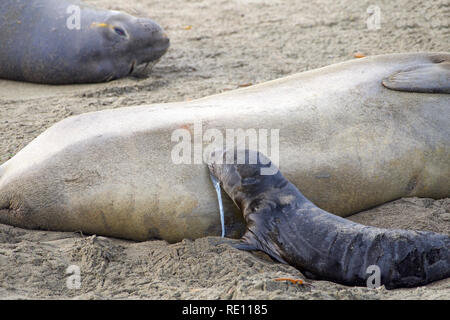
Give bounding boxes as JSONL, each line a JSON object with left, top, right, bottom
{"left": 208, "top": 149, "right": 450, "bottom": 289}
{"left": 0, "top": 53, "right": 449, "bottom": 242}
{"left": 0, "top": 0, "right": 169, "bottom": 84}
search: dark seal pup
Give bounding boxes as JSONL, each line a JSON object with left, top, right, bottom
{"left": 208, "top": 149, "right": 450, "bottom": 289}
{"left": 0, "top": 0, "right": 170, "bottom": 84}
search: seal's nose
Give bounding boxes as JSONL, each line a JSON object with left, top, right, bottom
{"left": 143, "top": 21, "right": 170, "bottom": 47}
{"left": 157, "top": 30, "right": 170, "bottom": 51}
{"left": 134, "top": 18, "right": 170, "bottom": 62}
{"left": 151, "top": 29, "right": 170, "bottom": 59}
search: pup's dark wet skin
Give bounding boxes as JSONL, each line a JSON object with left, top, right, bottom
{"left": 208, "top": 149, "right": 450, "bottom": 289}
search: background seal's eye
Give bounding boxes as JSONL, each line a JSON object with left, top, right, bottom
{"left": 113, "top": 27, "right": 126, "bottom": 37}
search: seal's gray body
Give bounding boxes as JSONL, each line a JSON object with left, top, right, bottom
{"left": 0, "top": 0, "right": 169, "bottom": 84}
{"left": 208, "top": 149, "right": 450, "bottom": 289}
{"left": 0, "top": 53, "right": 449, "bottom": 242}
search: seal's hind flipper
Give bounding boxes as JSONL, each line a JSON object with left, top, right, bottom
{"left": 382, "top": 61, "right": 450, "bottom": 93}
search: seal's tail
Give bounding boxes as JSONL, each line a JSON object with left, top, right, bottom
{"left": 385, "top": 230, "right": 450, "bottom": 289}
{"left": 0, "top": 165, "right": 16, "bottom": 228}
{"left": 0, "top": 164, "right": 9, "bottom": 212}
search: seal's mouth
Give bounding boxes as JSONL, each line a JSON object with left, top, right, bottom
{"left": 129, "top": 59, "right": 160, "bottom": 77}
{"left": 129, "top": 60, "right": 136, "bottom": 74}
{"left": 127, "top": 28, "right": 169, "bottom": 77}
{"left": 207, "top": 149, "right": 228, "bottom": 181}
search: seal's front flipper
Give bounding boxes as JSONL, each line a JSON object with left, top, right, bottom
{"left": 382, "top": 61, "right": 450, "bottom": 93}
{"left": 233, "top": 229, "right": 290, "bottom": 265}
{"left": 232, "top": 241, "right": 260, "bottom": 251}
{"left": 232, "top": 240, "right": 289, "bottom": 265}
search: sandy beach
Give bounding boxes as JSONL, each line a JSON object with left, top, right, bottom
{"left": 0, "top": 0, "right": 449, "bottom": 299}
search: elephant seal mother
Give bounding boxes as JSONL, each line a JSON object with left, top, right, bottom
{"left": 0, "top": 53, "right": 449, "bottom": 242}
{"left": 0, "top": 0, "right": 170, "bottom": 84}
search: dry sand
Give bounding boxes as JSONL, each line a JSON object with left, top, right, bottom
{"left": 0, "top": 0, "right": 449, "bottom": 299}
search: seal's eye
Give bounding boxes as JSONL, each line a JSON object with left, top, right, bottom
{"left": 113, "top": 27, "right": 126, "bottom": 37}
